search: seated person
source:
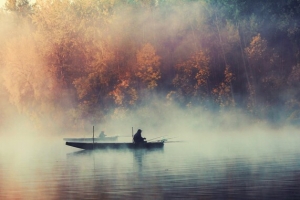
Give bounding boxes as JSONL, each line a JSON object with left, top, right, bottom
{"left": 99, "top": 131, "right": 106, "bottom": 139}
{"left": 133, "top": 129, "right": 146, "bottom": 144}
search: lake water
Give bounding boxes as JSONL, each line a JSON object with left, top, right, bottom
{"left": 1, "top": 133, "right": 300, "bottom": 199}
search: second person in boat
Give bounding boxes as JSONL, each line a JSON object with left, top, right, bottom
{"left": 99, "top": 131, "right": 106, "bottom": 139}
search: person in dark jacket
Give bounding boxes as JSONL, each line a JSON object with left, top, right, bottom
{"left": 133, "top": 129, "right": 146, "bottom": 144}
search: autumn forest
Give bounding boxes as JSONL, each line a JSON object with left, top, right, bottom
{"left": 1, "top": 0, "right": 300, "bottom": 130}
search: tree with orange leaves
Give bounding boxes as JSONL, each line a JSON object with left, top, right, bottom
{"left": 245, "top": 33, "right": 267, "bottom": 113}
{"left": 212, "top": 66, "right": 235, "bottom": 108}
{"left": 171, "top": 51, "right": 210, "bottom": 105}
{"left": 135, "top": 43, "right": 161, "bottom": 90}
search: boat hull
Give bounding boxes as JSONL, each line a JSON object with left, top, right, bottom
{"left": 63, "top": 136, "right": 118, "bottom": 142}
{"left": 66, "top": 142, "right": 164, "bottom": 150}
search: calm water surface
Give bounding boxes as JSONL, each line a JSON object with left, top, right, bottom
{"left": 1, "top": 134, "right": 300, "bottom": 199}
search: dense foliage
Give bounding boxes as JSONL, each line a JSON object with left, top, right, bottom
{"left": 1, "top": 0, "right": 300, "bottom": 128}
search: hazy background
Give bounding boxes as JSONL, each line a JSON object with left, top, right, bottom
{"left": 0, "top": 0, "right": 300, "bottom": 140}
{"left": 1, "top": 2, "right": 300, "bottom": 199}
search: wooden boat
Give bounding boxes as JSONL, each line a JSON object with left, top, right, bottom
{"left": 63, "top": 136, "right": 118, "bottom": 142}
{"left": 65, "top": 141, "right": 164, "bottom": 150}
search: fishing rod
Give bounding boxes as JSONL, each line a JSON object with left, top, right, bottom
{"left": 158, "top": 137, "right": 177, "bottom": 142}
{"left": 117, "top": 135, "right": 133, "bottom": 137}
{"left": 148, "top": 136, "right": 177, "bottom": 142}
{"left": 164, "top": 140, "right": 185, "bottom": 143}
{"left": 147, "top": 135, "right": 168, "bottom": 142}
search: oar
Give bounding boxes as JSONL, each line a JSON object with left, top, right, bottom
{"left": 92, "top": 126, "right": 94, "bottom": 150}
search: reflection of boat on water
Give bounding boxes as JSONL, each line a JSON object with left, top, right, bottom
{"left": 65, "top": 141, "right": 164, "bottom": 150}
{"left": 66, "top": 146, "right": 164, "bottom": 157}
{"left": 63, "top": 131, "right": 118, "bottom": 142}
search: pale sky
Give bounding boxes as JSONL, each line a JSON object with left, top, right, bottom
{"left": 0, "top": 0, "right": 5, "bottom": 8}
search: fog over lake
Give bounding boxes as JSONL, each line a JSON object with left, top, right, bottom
{"left": 1, "top": 119, "right": 300, "bottom": 199}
